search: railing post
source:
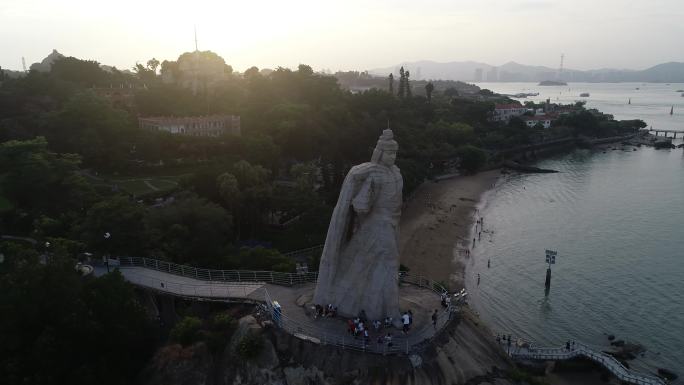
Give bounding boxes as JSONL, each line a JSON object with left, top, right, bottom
{"left": 290, "top": 275, "right": 293, "bottom": 286}
{"left": 155, "top": 259, "right": 159, "bottom": 270}
{"left": 237, "top": 271, "right": 241, "bottom": 282}
{"left": 270, "top": 272, "right": 273, "bottom": 283}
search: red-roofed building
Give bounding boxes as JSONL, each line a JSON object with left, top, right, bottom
{"left": 491, "top": 103, "right": 527, "bottom": 122}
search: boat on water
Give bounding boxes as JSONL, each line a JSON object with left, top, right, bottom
{"left": 676, "top": 89, "right": 684, "bottom": 92}
{"left": 579, "top": 92, "right": 590, "bottom": 97}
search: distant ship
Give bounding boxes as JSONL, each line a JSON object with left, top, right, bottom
{"left": 671, "top": 106, "right": 674, "bottom": 115}
{"left": 539, "top": 80, "right": 567, "bottom": 86}
{"left": 628, "top": 98, "right": 631, "bottom": 105}
{"left": 580, "top": 93, "right": 590, "bottom": 97}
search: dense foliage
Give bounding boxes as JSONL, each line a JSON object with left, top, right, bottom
{"left": 0, "top": 51, "right": 647, "bottom": 384}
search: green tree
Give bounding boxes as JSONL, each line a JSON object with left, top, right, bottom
{"left": 78, "top": 196, "right": 149, "bottom": 255}
{"left": 145, "top": 194, "right": 231, "bottom": 265}
{"left": 457, "top": 145, "right": 488, "bottom": 174}
{"left": 146, "top": 58, "right": 160, "bottom": 74}
{"left": 425, "top": 82, "right": 434, "bottom": 103}
{"left": 405, "top": 70, "right": 412, "bottom": 98}
{"left": 236, "top": 333, "right": 263, "bottom": 360}
{"left": 398, "top": 67, "right": 405, "bottom": 98}
{"left": 170, "top": 316, "right": 203, "bottom": 346}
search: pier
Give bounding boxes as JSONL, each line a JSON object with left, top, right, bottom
{"left": 499, "top": 339, "right": 667, "bottom": 385}
{"left": 643, "top": 128, "right": 684, "bottom": 139}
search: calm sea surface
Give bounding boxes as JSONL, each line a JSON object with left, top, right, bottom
{"left": 466, "top": 83, "right": 684, "bottom": 376}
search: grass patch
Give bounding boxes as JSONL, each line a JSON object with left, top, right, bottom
{"left": 99, "top": 174, "right": 184, "bottom": 197}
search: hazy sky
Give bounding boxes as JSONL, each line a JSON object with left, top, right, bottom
{"left": 2, "top": 0, "right": 683, "bottom": 72}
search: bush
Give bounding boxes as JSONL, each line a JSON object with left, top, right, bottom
{"left": 212, "top": 313, "right": 236, "bottom": 331}
{"left": 457, "top": 145, "right": 488, "bottom": 174}
{"left": 237, "top": 333, "right": 263, "bottom": 360}
{"left": 170, "top": 316, "right": 202, "bottom": 346}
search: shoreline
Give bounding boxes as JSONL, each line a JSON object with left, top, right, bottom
{"left": 399, "top": 170, "right": 500, "bottom": 290}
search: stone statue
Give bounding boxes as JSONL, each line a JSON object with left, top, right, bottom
{"left": 313, "top": 129, "right": 403, "bottom": 321}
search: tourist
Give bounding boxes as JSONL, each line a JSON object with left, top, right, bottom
{"left": 373, "top": 320, "right": 381, "bottom": 331}
{"left": 432, "top": 309, "right": 438, "bottom": 329}
{"left": 359, "top": 309, "right": 368, "bottom": 322}
{"left": 477, "top": 274, "right": 480, "bottom": 285}
{"left": 384, "top": 333, "right": 393, "bottom": 347}
{"left": 440, "top": 292, "right": 448, "bottom": 308}
{"left": 408, "top": 310, "right": 413, "bottom": 326}
{"left": 445, "top": 295, "right": 451, "bottom": 308}
{"left": 384, "top": 317, "right": 393, "bottom": 328}
{"left": 566, "top": 341, "right": 570, "bottom": 350}
{"left": 363, "top": 329, "right": 370, "bottom": 344}
{"left": 401, "top": 312, "right": 410, "bottom": 334}
{"left": 347, "top": 319, "right": 355, "bottom": 335}
{"left": 331, "top": 307, "right": 338, "bottom": 318}
{"left": 358, "top": 321, "right": 365, "bottom": 333}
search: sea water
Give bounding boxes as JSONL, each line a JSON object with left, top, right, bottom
{"left": 467, "top": 83, "right": 684, "bottom": 376}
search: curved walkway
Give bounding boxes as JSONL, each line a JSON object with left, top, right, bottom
{"left": 98, "top": 257, "right": 460, "bottom": 355}
{"left": 502, "top": 340, "right": 666, "bottom": 385}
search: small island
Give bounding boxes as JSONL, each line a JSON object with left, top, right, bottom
{"left": 539, "top": 80, "right": 568, "bottom": 86}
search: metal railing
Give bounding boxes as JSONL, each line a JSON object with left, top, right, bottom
{"left": 118, "top": 257, "right": 318, "bottom": 286}
{"left": 120, "top": 269, "right": 263, "bottom": 301}
{"left": 500, "top": 337, "right": 666, "bottom": 385}
{"left": 259, "top": 286, "right": 457, "bottom": 356}
{"left": 115, "top": 256, "right": 459, "bottom": 355}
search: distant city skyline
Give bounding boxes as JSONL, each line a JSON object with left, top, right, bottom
{"left": 2, "top": 0, "right": 683, "bottom": 73}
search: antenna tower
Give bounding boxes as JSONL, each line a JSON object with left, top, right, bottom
{"left": 194, "top": 26, "right": 198, "bottom": 52}
{"left": 22, "top": 57, "right": 27, "bottom": 72}
{"left": 559, "top": 53, "right": 564, "bottom": 78}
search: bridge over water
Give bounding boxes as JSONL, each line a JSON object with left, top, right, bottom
{"left": 643, "top": 128, "right": 684, "bottom": 138}
{"left": 500, "top": 339, "right": 667, "bottom": 385}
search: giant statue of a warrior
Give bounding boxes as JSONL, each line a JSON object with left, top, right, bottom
{"left": 313, "top": 129, "right": 403, "bottom": 321}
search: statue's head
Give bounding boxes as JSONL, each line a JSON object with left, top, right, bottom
{"left": 371, "top": 129, "right": 398, "bottom": 167}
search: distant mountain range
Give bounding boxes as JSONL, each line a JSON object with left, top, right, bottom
{"left": 369, "top": 60, "right": 684, "bottom": 83}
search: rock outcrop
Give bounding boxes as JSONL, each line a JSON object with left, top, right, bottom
{"left": 141, "top": 310, "right": 513, "bottom": 385}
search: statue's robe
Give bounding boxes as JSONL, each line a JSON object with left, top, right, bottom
{"left": 313, "top": 162, "right": 403, "bottom": 320}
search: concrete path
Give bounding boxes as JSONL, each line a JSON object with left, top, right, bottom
{"left": 503, "top": 340, "right": 666, "bottom": 385}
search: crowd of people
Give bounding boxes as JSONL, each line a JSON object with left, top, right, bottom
{"left": 311, "top": 305, "right": 430, "bottom": 350}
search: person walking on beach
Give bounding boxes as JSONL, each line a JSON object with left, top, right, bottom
{"left": 478, "top": 231, "right": 481, "bottom": 240}
{"left": 477, "top": 273, "right": 480, "bottom": 285}
{"left": 487, "top": 259, "right": 490, "bottom": 268}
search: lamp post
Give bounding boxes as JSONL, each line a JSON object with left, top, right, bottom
{"left": 44, "top": 241, "right": 51, "bottom": 264}
{"left": 103, "top": 232, "right": 111, "bottom": 273}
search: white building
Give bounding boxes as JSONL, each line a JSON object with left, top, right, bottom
{"left": 522, "top": 115, "right": 552, "bottom": 129}
{"left": 491, "top": 103, "right": 527, "bottom": 122}
{"left": 138, "top": 115, "right": 241, "bottom": 137}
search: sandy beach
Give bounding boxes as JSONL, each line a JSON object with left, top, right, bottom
{"left": 399, "top": 170, "right": 500, "bottom": 290}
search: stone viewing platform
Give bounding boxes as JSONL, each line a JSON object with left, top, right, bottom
{"left": 98, "top": 256, "right": 462, "bottom": 356}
